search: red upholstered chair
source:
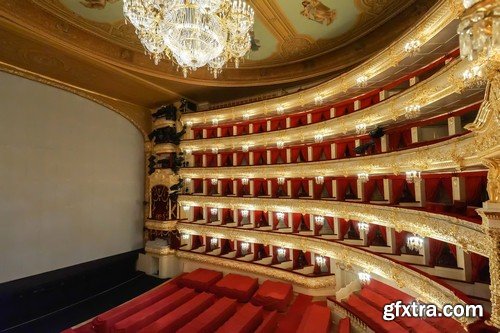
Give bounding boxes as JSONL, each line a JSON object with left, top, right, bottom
{"left": 254, "top": 311, "right": 279, "bottom": 333}
{"left": 251, "top": 280, "right": 293, "bottom": 312}
{"left": 296, "top": 304, "right": 332, "bottom": 333}
{"left": 111, "top": 287, "right": 195, "bottom": 333}
{"left": 177, "top": 297, "right": 238, "bottom": 333}
{"left": 210, "top": 273, "right": 259, "bottom": 302}
{"left": 216, "top": 302, "right": 264, "bottom": 333}
{"left": 138, "top": 292, "right": 216, "bottom": 333}
{"left": 91, "top": 282, "right": 180, "bottom": 333}
{"left": 178, "top": 268, "right": 223, "bottom": 292}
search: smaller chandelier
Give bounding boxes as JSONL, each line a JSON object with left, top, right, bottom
{"left": 314, "top": 134, "right": 324, "bottom": 143}
{"left": 405, "top": 171, "right": 421, "bottom": 183}
{"left": 315, "top": 255, "right": 326, "bottom": 266}
{"left": 277, "top": 177, "right": 286, "bottom": 185}
{"left": 181, "top": 233, "right": 190, "bottom": 240}
{"left": 185, "top": 120, "right": 194, "bottom": 127}
{"left": 184, "top": 177, "right": 192, "bottom": 184}
{"left": 241, "top": 209, "right": 249, "bottom": 217}
{"left": 212, "top": 119, "right": 219, "bottom": 126}
{"left": 315, "top": 176, "right": 324, "bottom": 185}
{"left": 358, "top": 272, "right": 371, "bottom": 285}
{"left": 211, "top": 147, "right": 219, "bottom": 154}
{"left": 182, "top": 205, "right": 191, "bottom": 212}
{"left": 277, "top": 140, "right": 285, "bottom": 149}
{"left": 358, "top": 222, "right": 370, "bottom": 231}
{"left": 241, "top": 177, "right": 249, "bottom": 185}
{"left": 210, "top": 207, "right": 219, "bottom": 216}
{"left": 404, "top": 39, "right": 421, "bottom": 56}
{"left": 184, "top": 148, "right": 192, "bottom": 155}
{"left": 241, "top": 242, "right": 250, "bottom": 252}
{"left": 243, "top": 114, "right": 250, "bottom": 121}
{"left": 276, "top": 212, "right": 285, "bottom": 221}
{"left": 211, "top": 178, "right": 218, "bottom": 185}
{"left": 314, "top": 216, "right": 325, "bottom": 225}
{"left": 358, "top": 173, "right": 369, "bottom": 183}
{"left": 407, "top": 235, "right": 424, "bottom": 252}
{"left": 404, "top": 104, "right": 421, "bottom": 119}
{"left": 242, "top": 145, "right": 249, "bottom": 152}
{"left": 314, "top": 94, "right": 324, "bottom": 105}
{"left": 355, "top": 123, "right": 367, "bottom": 135}
{"left": 356, "top": 75, "right": 369, "bottom": 87}
{"left": 210, "top": 237, "right": 219, "bottom": 247}
{"left": 458, "top": 0, "right": 499, "bottom": 61}
{"left": 463, "top": 65, "right": 487, "bottom": 88}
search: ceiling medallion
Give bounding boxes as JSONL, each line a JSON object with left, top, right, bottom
{"left": 123, "top": 0, "right": 255, "bottom": 78}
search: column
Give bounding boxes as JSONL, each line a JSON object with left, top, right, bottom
{"left": 381, "top": 134, "right": 389, "bottom": 153}
{"left": 448, "top": 116, "right": 463, "bottom": 136}
{"left": 383, "top": 178, "right": 393, "bottom": 203}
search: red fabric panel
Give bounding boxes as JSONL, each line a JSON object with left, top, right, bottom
{"left": 236, "top": 152, "right": 249, "bottom": 166}
{"left": 138, "top": 293, "right": 216, "bottom": 333}
{"left": 471, "top": 253, "right": 489, "bottom": 282}
{"left": 112, "top": 287, "right": 196, "bottom": 333}
{"left": 296, "top": 304, "right": 332, "bottom": 333}
{"left": 425, "top": 176, "right": 452, "bottom": 203}
{"left": 220, "top": 126, "right": 232, "bottom": 137}
{"left": 253, "top": 150, "right": 267, "bottom": 165}
{"left": 211, "top": 273, "right": 259, "bottom": 302}
{"left": 428, "top": 239, "right": 445, "bottom": 266}
{"left": 177, "top": 297, "right": 238, "bottom": 333}
{"left": 253, "top": 121, "right": 267, "bottom": 133}
{"left": 392, "top": 178, "right": 415, "bottom": 204}
{"left": 367, "top": 225, "right": 387, "bottom": 245}
{"left": 216, "top": 303, "right": 264, "bottom": 333}
{"left": 179, "top": 268, "right": 223, "bottom": 292}
{"left": 312, "top": 144, "right": 332, "bottom": 161}
{"left": 194, "top": 154, "right": 203, "bottom": 167}
{"left": 270, "top": 117, "right": 286, "bottom": 131}
{"left": 92, "top": 283, "right": 180, "bottom": 333}
{"left": 251, "top": 280, "right": 293, "bottom": 312}
{"left": 464, "top": 172, "right": 488, "bottom": 206}
{"left": 151, "top": 185, "right": 169, "bottom": 220}
{"left": 338, "top": 318, "right": 350, "bottom": 333}
{"left": 255, "top": 311, "right": 279, "bottom": 333}
{"left": 290, "top": 114, "right": 307, "bottom": 127}
{"left": 310, "top": 108, "right": 330, "bottom": 123}
{"left": 394, "top": 231, "right": 408, "bottom": 254}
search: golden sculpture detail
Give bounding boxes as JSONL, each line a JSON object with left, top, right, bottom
{"left": 300, "top": 0, "right": 336, "bottom": 25}
{"left": 80, "top": 0, "right": 118, "bottom": 9}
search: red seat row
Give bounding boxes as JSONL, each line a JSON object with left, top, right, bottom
{"left": 251, "top": 280, "right": 293, "bottom": 312}
{"left": 177, "top": 297, "right": 237, "bottom": 333}
{"left": 296, "top": 303, "right": 332, "bottom": 333}
{"left": 210, "top": 273, "right": 259, "bottom": 302}
{"left": 216, "top": 302, "right": 264, "bottom": 333}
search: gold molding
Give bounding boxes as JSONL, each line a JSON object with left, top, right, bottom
{"left": 177, "top": 222, "right": 476, "bottom": 325}
{"left": 177, "top": 250, "right": 336, "bottom": 289}
{"left": 179, "top": 59, "right": 477, "bottom": 151}
{"left": 145, "top": 220, "right": 178, "bottom": 231}
{"left": 178, "top": 196, "right": 489, "bottom": 257}
{"left": 180, "top": 0, "right": 461, "bottom": 124}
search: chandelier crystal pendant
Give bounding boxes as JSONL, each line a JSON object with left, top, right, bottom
{"left": 407, "top": 234, "right": 424, "bottom": 252}
{"left": 458, "top": 0, "right": 499, "bottom": 61}
{"left": 123, "top": 0, "right": 255, "bottom": 78}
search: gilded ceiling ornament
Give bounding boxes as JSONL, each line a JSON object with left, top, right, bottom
{"left": 300, "top": 0, "right": 336, "bottom": 26}
{"left": 79, "top": 0, "right": 118, "bottom": 10}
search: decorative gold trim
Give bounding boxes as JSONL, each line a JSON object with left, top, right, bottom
{"left": 145, "top": 220, "right": 178, "bottom": 231}
{"left": 177, "top": 223, "right": 475, "bottom": 325}
{"left": 180, "top": 59, "right": 476, "bottom": 151}
{"left": 181, "top": 0, "right": 461, "bottom": 125}
{"left": 177, "top": 250, "right": 336, "bottom": 289}
{"left": 178, "top": 196, "right": 489, "bottom": 257}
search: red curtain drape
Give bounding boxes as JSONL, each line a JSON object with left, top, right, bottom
{"left": 311, "top": 108, "right": 330, "bottom": 123}
{"left": 471, "top": 253, "right": 489, "bottom": 282}
{"left": 270, "top": 117, "right": 286, "bottom": 131}
{"left": 236, "top": 152, "right": 249, "bottom": 166}
{"left": 395, "top": 231, "right": 408, "bottom": 254}
{"left": 425, "top": 176, "right": 452, "bottom": 203}
{"left": 367, "top": 225, "right": 387, "bottom": 245}
{"left": 270, "top": 148, "right": 287, "bottom": 164}
{"left": 391, "top": 178, "right": 415, "bottom": 203}
{"left": 429, "top": 238, "right": 445, "bottom": 266}
{"left": 388, "top": 129, "right": 412, "bottom": 151}
{"left": 312, "top": 144, "right": 332, "bottom": 161}
{"left": 193, "top": 154, "right": 203, "bottom": 167}
{"left": 253, "top": 150, "right": 266, "bottom": 165}
{"left": 465, "top": 173, "right": 488, "bottom": 206}
{"left": 220, "top": 126, "right": 232, "bottom": 137}
{"left": 253, "top": 121, "right": 266, "bottom": 133}
{"left": 314, "top": 179, "right": 332, "bottom": 199}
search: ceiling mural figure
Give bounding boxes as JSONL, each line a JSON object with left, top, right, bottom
{"left": 80, "top": 0, "right": 118, "bottom": 10}
{"left": 300, "top": 0, "right": 336, "bottom": 25}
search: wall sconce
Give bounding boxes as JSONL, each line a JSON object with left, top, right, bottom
{"left": 355, "top": 123, "right": 367, "bottom": 134}
{"left": 277, "top": 247, "right": 286, "bottom": 260}
{"left": 358, "top": 272, "right": 371, "bottom": 285}
{"left": 357, "top": 173, "right": 369, "bottom": 183}
{"left": 241, "top": 178, "right": 249, "bottom": 185}
{"left": 358, "top": 222, "right": 370, "bottom": 231}
{"left": 404, "top": 39, "right": 421, "bottom": 55}
{"left": 182, "top": 205, "right": 191, "bottom": 212}
{"left": 276, "top": 212, "right": 285, "bottom": 221}
{"left": 211, "top": 147, "right": 219, "bottom": 154}
{"left": 315, "top": 176, "right": 324, "bottom": 185}
{"left": 314, "top": 94, "right": 324, "bottom": 105}
{"left": 404, "top": 104, "right": 421, "bottom": 119}
{"left": 356, "top": 75, "right": 368, "bottom": 87}
{"left": 276, "top": 140, "right": 285, "bottom": 149}
{"left": 277, "top": 177, "right": 286, "bottom": 185}
{"left": 181, "top": 233, "right": 190, "bottom": 240}
{"left": 210, "top": 208, "right": 218, "bottom": 216}
{"left": 185, "top": 120, "right": 193, "bottom": 127}
{"left": 405, "top": 171, "right": 421, "bottom": 183}
{"left": 243, "top": 114, "right": 250, "bottom": 121}
{"left": 184, "top": 178, "right": 192, "bottom": 184}
{"left": 314, "top": 134, "right": 324, "bottom": 143}
{"left": 210, "top": 178, "right": 218, "bottom": 185}
{"left": 276, "top": 104, "right": 285, "bottom": 115}
{"left": 184, "top": 148, "right": 192, "bottom": 155}
{"left": 212, "top": 119, "right": 219, "bottom": 126}
{"left": 315, "top": 255, "right": 326, "bottom": 266}
{"left": 210, "top": 237, "right": 218, "bottom": 247}
{"left": 241, "top": 209, "right": 249, "bottom": 217}
{"left": 407, "top": 235, "right": 424, "bottom": 252}
{"left": 314, "top": 216, "right": 325, "bottom": 225}
{"left": 242, "top": 145, "right": 249, "bottom": 152}
{"left": 241, "top": 242, "right": 250, "bottom": 253}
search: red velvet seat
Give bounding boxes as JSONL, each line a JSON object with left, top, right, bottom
{"left": 211, "top": 273, "right": 259, "bottom": 302}
{"left": 345, "top": 294, "right": 408, "bottom": 333}
{"left": 366, "top": 279, "right": 413, "bottom": 303}
{"left": 138, "top": 292, "right": 216, "bottom": 333}
{"left": 338, "top": 317, "right": 350, "bottom": 333}
{"left": 251, "top": 280, "right": 293, "bottom": 312}
{"left": 254, "top": 311, "right": 279, "bottom": 333}
{"left": 216, "top": 302, "right": 264, "bottom": 333}
{"left": 296, "top": 303, "right": 332, "bottom": 333}
{"left": 177, "top": 297, "right": 238, "bottom": 333}
{"left": 91, "top": 282, "right": 179, "bottom": 333}
{"left": 111, "top": 287, "right": 195, "bottom": 333}
{"left": 179, "top": 268, "right": 223, "bottom": 292}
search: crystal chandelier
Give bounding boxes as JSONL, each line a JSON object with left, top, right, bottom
{"left": 358, "top": 172, "right": 369, "bottom": 183}
{"left": 315, "top": 176, "right": 324, "bottom": 185}
{"left": 277, "top": 177, "right": 286, "bottom": 185}
{"left": 210, "top": 207, "right": 218, "bottom": 216}
{"left": 358, "top": 272, "right": 371, "bottom": 285}
{"left": 276, "top": 140, "right": 285, "bottom": 149}
{"left": 276, "top": 105, "right": 285, "bottom": 115}
{"left": 407, "top": 235, "right": 424, "bottom": 251}
{"left": 315, "top": 255, "right": 326, "bottom": 266}
{"left": 463, "top": 65, "right": 488, "bottom": 88}
{"left": 314, "top": 94, "right": 324, "bottom": 105}
{"left": 123, "top": 0, "right": 255, "bottom": 78}
{"left": 241, "top": 242, "right": 250, "bottom": 253}
{"left": 356, "top": 75, "right": 368, "bottom": 87}
{"left": 211, "top": 178, "right": 218, "bottom": 185}
{"left": 314, "top": 134, "right": 324, "bottom": 143}
{"left": 241, "top": 177, "right": 249, "bottom": 185}
{"left": 404, "top": 39, "right": 421, "bottom": 56}
{"left": 182, "top": 205, "right": 191, "bottom": 212}
{"left": 358, "top": 222, "right": 370, "bottom": 231}
{"left": 355, "top": 123, "right": 367, "bottom": 134}
{"left": 314, "top": 216, "right": 325, "bottom": 225}
{"left": 458, "top": 0, "right": 499, "bottom": 61}
{"left": 240, "top": 209, "right": 249, "bottom": 217}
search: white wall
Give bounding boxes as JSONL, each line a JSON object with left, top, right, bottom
{"left": 0, "top": 72, "right": 145, "bottom": 283}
